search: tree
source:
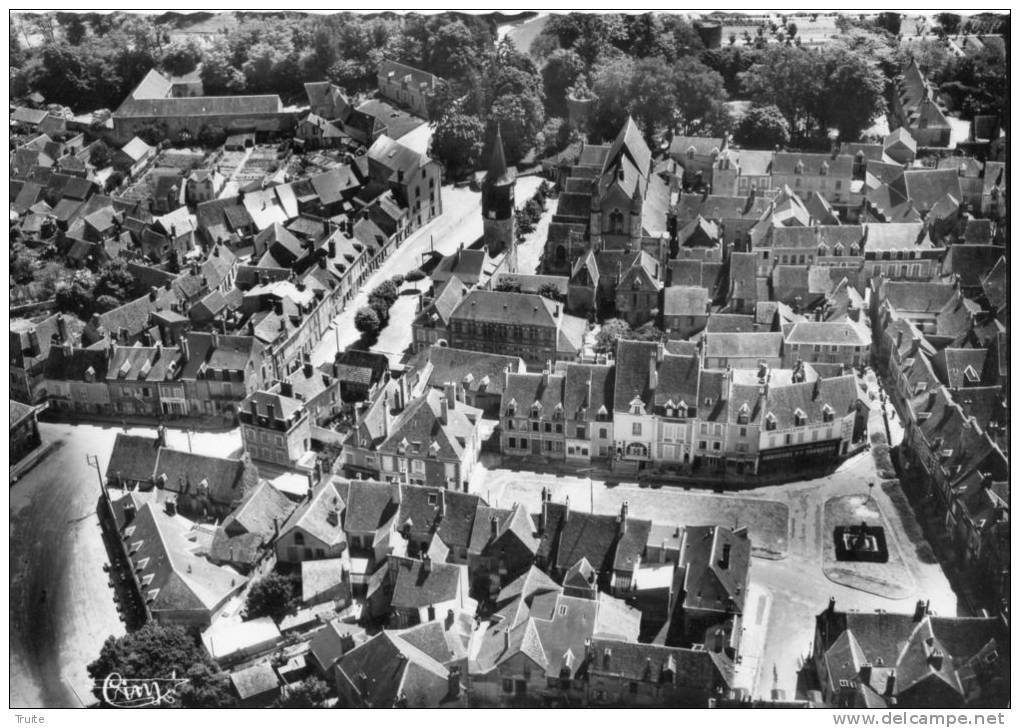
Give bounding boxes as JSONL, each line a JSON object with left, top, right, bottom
{"left": 10, "top": 244, "right": 34, "bottom": 284}
{"left": 161, "top": 40, "right": 202, "bottom": 76}
{"left": 390, "top": 273, "right": 405, "bottom": 288}
{"left": 63, "top": 14, "right": 87, "bottom": 45}
{"left": 200, "top": 43, "right": 246, "bottom": 95}
{"left": 541, "top": 48, "right": 586, "bottom": 116}
{"left": 89, "top": 141, "right": 112, "bottom": 170}
{"left": 938, "top": 48, "right": 1007, "bottom": 121}
{"left": 274, "top": 677, "right": 332, "bottom": 708}
{"left": 735, "top": 104, "right": 790, "bottom": 148}
{"left": 431, "top": 107, "right": 486, "bottom": 177}
{"left": 94, "top": 260, "right": 134, "bottom": 304}
{"left": 87, "top": 622, "right": 235, "bottom": 708}
{"left": 876, "top": 12, "right": 902, "bottom": 36}
{"left": 354, "top": 306, "right": 381, "bottom": 338}
{"left": 243, "top": 571, "right": 297, "bottom": 621}
{"left": 197, "top": 124, "right": 227, "bottom": 148}
{"left": 819, "top": 47, "right": 887, "bottom": 141}
{"left": 494, "top": 278, "right": 522, "bottom": 293}
{"left": 104, "top": 170, "right": 125, "bottom": 194}
{"left": 595, "top": 318, "right": 630, "bottom": 354}
{"left": 54, "top": 270, "right": 96, "bottom": 318}
{"left": 936, "top": 13, "right": 962, "bottom": 35}
{"left": 371, "top": 279, "right": 400, "bottom": 307}
{"left": 536, "top": 282, "right": 563, "bottom": 302}
{"left": 405, "top": 268, "right": 427, "bottom": 290}
{"left": 425, "top": 20, "right": 485, "bottom": 81}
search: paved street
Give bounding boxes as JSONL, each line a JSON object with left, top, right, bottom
{"left": 310, "top": 176, "right": 545, "bottom": 368}
{"left": 9, "top": 422, "right": 240, "bottom": 708}
{"left": 470, "top": 436, "right": 958, "bottom": 700}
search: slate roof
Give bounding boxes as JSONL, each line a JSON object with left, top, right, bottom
{"left": 587, "top": 637, "right": 732, "bottom": 691}
{"left": 106, "top": 433, "right": 160, "bottom": 484}
{"left": 230, "top": 661, "right": 279, "bottom": 701}
{"left": 390, "top": 557, "right": 466, "bottom": 609}
{"left": 772, "top": 152, "right": 854, "bottom": 177}
{"left": 154, "top": 447, "right": 256, "bottom": 507}
{"left": 664, "top": 286, "right": 710, "bottom": 317}
{"left": 881, "top": 281, "right": 957, "bottom": 316}
{"left": 704, "top": 332, "right": 783, "bottom": 361}
{"left": 281, "top": 480, "right": 346, "bottom": 548}
{"left": 424, "top": 346, "right": 523, "bottom": 397}
{"left": 450, "top": 289, "right": 560, "bottom": 328}
{"left": 337, "top": 630, "right": 458, "bottom": 708}
{"left": 679, "top": 526, "right": 751, "bottom": 615}
{"left": 613, "top": 339, "right": 659, "bottom": 411}
{"left": 114, "top": 498, "right": 242, "bottom": 616}
{"left": 343, "top": 479, "right": 400, "bottom": 534}
{"left": 375, "top": 388, "right": 481, "bottom": 464}
{"left": 942, "top": 245, "right": 1004, "bottom": 290}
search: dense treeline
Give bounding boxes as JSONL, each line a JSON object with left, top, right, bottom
{"left": 10, "top": 11, "right": 1006, "bottom": 174}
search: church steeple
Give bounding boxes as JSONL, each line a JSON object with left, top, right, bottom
{"left": 481, "top": 124, "right": 517, "bottom": 262}
{"left": 485, "top": 124, "right": 510, "bottom": 186}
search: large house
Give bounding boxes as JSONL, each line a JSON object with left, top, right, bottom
{"left": 447, "top": 290, "right": 587, "bottom": 368}
{"left": 112, "top": 69, "right": 296, "bottom": 141}
{"left": 813, "top": 598, "right": 1008, "bottom": 708}
{"left": 343, "top": 386, "right": 482, "bottom": 491}
{"left": 376, "top": 60, "right": 444, "bottom": 120}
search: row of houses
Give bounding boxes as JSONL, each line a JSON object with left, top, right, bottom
{"left": 873, "top": 269, "right": 1009, "bottom": 617}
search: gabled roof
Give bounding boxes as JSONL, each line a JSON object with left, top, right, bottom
{"left": 679, "top": 525, "right": 750, "bottom": 615}
{"left": 282, "top": 480, "right": 346, "bottom": 547}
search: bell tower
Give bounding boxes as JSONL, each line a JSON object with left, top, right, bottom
{"left": 482, "top": 125, "right": 517, "bottom": 264}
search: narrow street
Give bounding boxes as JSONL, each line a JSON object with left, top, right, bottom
{"left": 9, "top": 422, "right": 240, "bottom": 708}
{"left": 309, "top": 176, "right": 545, "bottom": 368}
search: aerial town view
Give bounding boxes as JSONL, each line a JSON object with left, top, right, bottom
{"left": 8, "top": 9, "right": 1009, "bottom": 714}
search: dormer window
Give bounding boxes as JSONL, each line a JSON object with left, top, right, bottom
{"left": 629, "top": 396, "right": 644, "bottom": 416}
{"left": 794, "top": 161, "right": 804, "bottom": 175}
{"left": 817, "top": 245, "right": 828, "bottom": 257}
{"left": 822, "top": 404, "right": 835, "bottom": 423}
{"left": 793, "top": 408, "right": 807, "bottom": 427}
{"left": 737, "top": 403, "right": 750, "bottom": 425}
{"left": 531, "top": 405, "right": 541, "bottom": 419}
{"left": 819, "top": 161, "right": 829, "bottom": 176}
{"left": 849, "top": 245, "right": 859, "bottom": 256}
{"left": 506, "top": 399, "right": 517, "bottom": 417}
{"left": 687, "top": 147, "right": 696, "bottom": 160}
{"left": 764, "top": 413, "right": 777, "bottom": 431}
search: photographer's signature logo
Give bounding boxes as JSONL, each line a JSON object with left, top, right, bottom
{"left": 97, "top": 672, "right": 188, "bottom": 708}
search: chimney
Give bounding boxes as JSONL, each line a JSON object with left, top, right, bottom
{"left": 317, "top": 255, "right": 327, "bottom": 269}
{"left": 448, "top": 665, "right": 461, "bottom": 698}
{"left": 713, "top": 629, "right": 725, "bottom": 653}
{"left": 266, "top": 403, "right": 275, "bottom": 421}
{"left": 280, "top": 381, "right": 294, "bottom": 398}
{"left": 156, "top": 425, "right": 167, "bottom": 448}
{"left": 443, "top": 382, "right": 456, "bottom": 410}
{"left": 397, "top": 169, "right": 404, "bottom": 184}
{"left": 540, "top": 493, "right": 548, "bottom": 535}
{"left": 913, "top": 599, "right": 926, "bottom": 621}
{"left": 56, "top": 314, "right": 68, "bottom": 343}
{"left": 503, "top": 628, "right": 510, "bottom": 652}
{"left": 720, "top": 542, "right": 731, "bottom": 570}
{"left": 649, "top": 353, "right": 658, "bottom": 390}
{"left": 273, "top": 298, "right": 283, "bottom": 316}
{"left": 303, "top": 360, "right": 313, "bottom": 378}
{"left": 273, "top": 517, "right": 279, "bottom": 539}
{"left": 827, "top": 596, "right": 836, "bottom": 614}
{"left": 439, "top": 395, "right": 449, "bottom": 425}
{"left": 249, "top": 398, "right": 258, "bottom": 418}
{"left": 27, "top": 329, "right": 40, "bottom": 355}
{"left": 490, "top": 515, "right": 498, "bottom": 541}
{"left": 928, "top": 649, "right": 944, "bottom": 671}
{"left": 860, "top": 664, "right": 872, "bottom": 684}
{"left": 180, "top": 335, "right": 190, "bottom": 363}
{"left": 328, "top": 239, "right": 336, "bottom": 257}
{"left": 885, "top": 674, "right": 896, "bottom": 697}
{"left": 619, "top": 501, "right": 629, "bottom": 534}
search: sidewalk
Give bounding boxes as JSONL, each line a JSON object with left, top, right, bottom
{"left": 41, "top": 409, "right": 238, "bottom": 433}
{"left": 10, "top": 440, "right": 56, "bottom": 483}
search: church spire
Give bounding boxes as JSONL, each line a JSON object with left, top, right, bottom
{"left": 486, "top": 124, "right": 509, "bottom": 185}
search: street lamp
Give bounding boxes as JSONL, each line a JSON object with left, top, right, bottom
{"left": 86, "top": 454, "right": 104, "bottom": 494}
{"left": 577, "top": 467, "right": 596, "bottom": 514}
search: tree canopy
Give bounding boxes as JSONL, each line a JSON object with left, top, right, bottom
{"left": 87, "top": 622, "right": 236, "bottom": 708}
{"left": 243, "top": 571, "right": 297, "bottom": 621}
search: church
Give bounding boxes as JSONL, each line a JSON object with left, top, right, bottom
{"left": 544, "top": 117, "right": 672, "bottom": 276}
